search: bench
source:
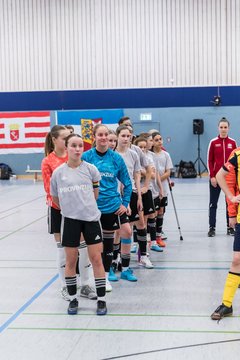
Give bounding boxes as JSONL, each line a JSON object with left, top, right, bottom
{"left": 25, "top": 168, "right": 42, "bottom": 182}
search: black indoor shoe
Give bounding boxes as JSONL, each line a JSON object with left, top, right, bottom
{"left": 68, "top": 298, "right": 78, "bottom": 315}
{"left": 96, "top": 300, "right": 107, "bottom": 316}
{"left": 208, "top": 227, "right": 216, "bottom": 237}
{"left": 211, "top": 304, "right": 233, "bottom": 320}
{"left": 227, "top": 227, "right": 235, "bottom": 236}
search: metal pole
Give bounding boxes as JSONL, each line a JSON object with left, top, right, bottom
{"left": 168, "top": 179, "right": 183, "bottom": 241}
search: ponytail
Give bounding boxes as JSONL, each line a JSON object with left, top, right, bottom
{"left": 44, "top": 125, "right": 66, "bottom": 156}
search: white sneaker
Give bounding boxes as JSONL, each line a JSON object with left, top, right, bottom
{"left": 106, "top": 278, "right": 112, "bottom": 292}
{"left": 161, "top": 231, "right": 167, "bottom": 240}
{"left": 139, "top": 256, "right": 154, "bottom": 269}
{"left": 80, "top": 285, "right": 97, "bottom": 300}
{"left": 60, "top": 286, "right": 70, "bottom": 301}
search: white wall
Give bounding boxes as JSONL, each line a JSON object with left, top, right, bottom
{"left": 0, "top": 0, "right": 239, "bottom": 91}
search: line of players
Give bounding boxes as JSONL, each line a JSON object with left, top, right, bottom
{"left": 42, "top": 117, "right": 173, "bottom": 315}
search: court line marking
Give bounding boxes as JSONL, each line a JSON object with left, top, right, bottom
{"left": 0, "top": 274, "right": 58, "bottom": 334}
{"left": 7, "top": 327, "right": 240, "bottom": 335}
{"left": 0, "top": 195, "right": 44, "bottom": 214}
{"left": 0, "top": 266, "right": 56, "bottom": 269}
{"left": 100, "top": 338, "right": 240, "bottom": 359}
{"left": 6, "top": 312, "right": 240, "bottom": 318}
{"left": 0, "top": 215, "right": 47, "bottom": 241}
{"left": 0, "top": 266, "right": 230, "bottom": 270}
{"left": 0, "top": 259, "right": 55, "bottom": 262}
{"left": 0, "top": 259, "right": 231, "bottom": 263}
{"left": 0, "top": 211, "right": 19, "bottom": 221}
{"left": 132, "top": 266, "right": 230, "bottom": 270}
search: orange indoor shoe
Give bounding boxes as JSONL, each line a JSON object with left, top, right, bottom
{"left": 156, "top": 237, "right": 166, "bottom": 247}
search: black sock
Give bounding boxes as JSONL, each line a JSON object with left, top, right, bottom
{"left": 102, "top": 231, "right": 114, "bottom": 272}
{"left": 121, "top": 253, "right": 130, "bottom": 269}
{"left": 65, "top": 276, "right": 77, "bottom": 299}
{"left": 156, "top": 215, "right": 163, "bottom": 235}
{"left": 95, "top": 278, "right": 106, "bottom": 299}
{"left": 136, "top": 228, "right": 147, "bottom": 256}
{"left": 133, "top": 225, "right": 138, "bottom": 243}
{"left": 148, "top": 218, "right": 156, "bottom": 242}
{"left": 113, "top": 242, "right": 120, "bottom": 261}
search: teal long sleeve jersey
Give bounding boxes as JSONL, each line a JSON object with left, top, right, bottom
{"left": 82, "top": 148, "right": 132, "bottom": 214}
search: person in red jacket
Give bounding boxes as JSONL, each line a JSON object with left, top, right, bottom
{"left": 207, "top": 117, "right": 237, "bottom": 237}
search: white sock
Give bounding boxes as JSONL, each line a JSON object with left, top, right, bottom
{"left": 78, "top": 243, "right": 94, "bottom": 287}
{"left": 56, "top": 242, "right": 66, "bottom": 287}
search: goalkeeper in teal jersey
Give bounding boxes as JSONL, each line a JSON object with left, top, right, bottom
{"left": 82, "top": 124, "right": 132, "bottom": 292}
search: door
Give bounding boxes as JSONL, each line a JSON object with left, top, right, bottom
{"left": 132, "top": 121, "right": 160, "bottom": 136}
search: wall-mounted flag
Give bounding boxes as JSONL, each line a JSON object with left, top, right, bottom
{"left": 81, "top": 118, "right": 102, "bottom": 150}
{"left": 0, "top": 112, "right": 50, "bottom": 154}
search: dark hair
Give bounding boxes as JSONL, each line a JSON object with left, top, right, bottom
{"left": 65, "top": 125, "right": 75, "bottom": 133}
{"left": 65, "top": 133, "right": 82, "bottom": 147}
{"left": 218, "top": 117, "right": 230, "bottom": 126}
{"left": 151, "top": 132, "right": 162, "bottom": 152}
{"left": 44, "top": 125, "right": 67, "bottom": 156}
{"left": 118, "top": 116, "right": 131, "bottom": 126}
{"left": 134, "top": 136, "right": 147, "bottom": 146}
{"left": 151, "top": 131, "right": 161, "bottom": 139}
{"left": 116, "top": 125, "right": 132, "bottom": 136}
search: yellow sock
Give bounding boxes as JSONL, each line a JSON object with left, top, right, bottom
{"left": 222, "top": 272, "right": 240, "bottom": 307}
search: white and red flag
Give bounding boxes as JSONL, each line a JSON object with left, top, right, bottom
{"left": 0, "top": 112, "right": 50, "bottom": 154}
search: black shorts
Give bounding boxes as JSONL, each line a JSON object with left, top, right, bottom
{"left": 142, "top": 190, "right": 155, "bottom": 215}
{"left": 160, "top": 196, "right": 168, "bottom": 208}
{"left": 48, "top": 207, "right": 62, "bottom": 234}
{"left": 233, "top": 223, "right": 240, "bottom": 252}
{"left": 128, "top": 192, "right": 140, "bottom": 223}
{"left": 100, "top": 212, "right": 120, "bottom": 231}
{"left": 154, "top": 196, "right": 161, "bottom": 210}
{"left": 62, "top": 217, "right": 103, "bottom": 248}
{"left": 120, "top": 212, "right": 130, "bottom": 225}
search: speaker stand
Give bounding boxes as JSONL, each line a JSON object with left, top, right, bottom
{"left": 193, "top": 134, "right": 208, "bottom": 177}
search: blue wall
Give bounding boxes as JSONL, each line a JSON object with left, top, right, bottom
{"left": 126, "top": 106, "right": 239, "bottom": 169}
{"left": 0, "top": 86, "right": 240, "bottom": 174}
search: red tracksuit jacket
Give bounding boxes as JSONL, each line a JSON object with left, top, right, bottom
{"left": 207, "top": 135, "right": 237, "bottom": 178}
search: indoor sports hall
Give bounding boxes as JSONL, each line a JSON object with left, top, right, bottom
{"left": 0, "top": 177, "right": 239, "bottom": 359}
{"left": 1, "top": 1, "right": 240, "bottom": 359}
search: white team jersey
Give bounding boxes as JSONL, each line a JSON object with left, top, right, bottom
{"left": 51, "top": 161, "right": 101, "bottom": 221}
{"left": 154, "top": 150, "right": 173, "bottom": 196}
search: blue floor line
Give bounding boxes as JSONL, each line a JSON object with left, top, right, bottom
{"left": 0, "top": 274, "right": 58, "bottom": 334}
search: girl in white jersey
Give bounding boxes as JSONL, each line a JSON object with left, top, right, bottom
{"left": 108, "top": 130, "right": 117, "bottom": 150}
{"left": 134, "top": 135, "right": 165, "bottom": 250}
{"left": 116, "top": 125, "right": 154, "bottom": 269}
{"left": 50, "top": 134, "right": 107, "bottom": 316}
{"left": 151, "top": 132, "right": 173, "bottom": 242}
{"left": 42, "top": 126, "right": 97, "bottom": 302}
{"left": 108, "top": 130, "right": 138, "bottom": 282}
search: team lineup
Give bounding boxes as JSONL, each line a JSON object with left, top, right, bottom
{"left": 42, "top": 116, "right": 240, "bottom": 320}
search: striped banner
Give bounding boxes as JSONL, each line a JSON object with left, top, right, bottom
{"left": 0, "top": 112, "right": 50, "bottom": 154}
